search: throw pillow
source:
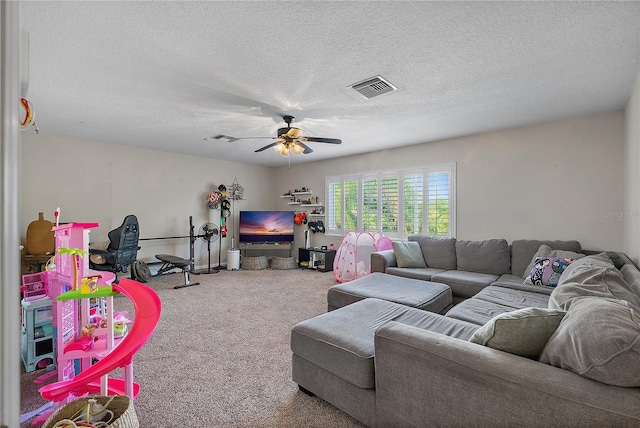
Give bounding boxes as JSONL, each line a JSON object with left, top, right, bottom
{"left": 539, "top": 297, "right": 640, "bottom": 387}
{"left": 392, "top": 241, "right": 427, "bottom": 268}
{"left": 469, "top": 307, "right": 567, "bottom": 359}
{"left": 524, "top": 257, "right": 573, "bottom": 287}
{"left": 522, "top": 244, "right": 585, "bottom": 279}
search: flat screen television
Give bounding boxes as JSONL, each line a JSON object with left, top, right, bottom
{"left": 239, "top": 211, "right": 295, "bottom": 243}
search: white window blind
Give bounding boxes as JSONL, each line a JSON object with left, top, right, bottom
{"left": 362, "top": 178, "right": 378, "bottom": 231}
{"left": 403, "top": 173, "right": 423, "bottom": 235}
{"left": 427, "top": 170, "right": 450, "bottom": 236}
{"left": 344, "top": 179, "right": 358, "bottom": 231}
{"left": 327, "top": 179, "right": 341, "bottom": 232}
{"left": 326, "top": 163, "right": 455, "bottom": 238}
{"left": 381, "top": 176, "right": 398, "bottom": 234}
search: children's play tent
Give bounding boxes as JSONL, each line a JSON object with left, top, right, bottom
{"left": 333, "top": 231, "right": 392, "bottom": 283}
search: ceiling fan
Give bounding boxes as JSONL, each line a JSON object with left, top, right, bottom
{"left": 211, "top": 115, "right": 342, "bottom": 157}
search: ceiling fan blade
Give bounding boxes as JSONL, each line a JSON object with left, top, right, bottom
{"left": 207, "top": 134, "right": 240, "bottom": 142}
{"left": 207, "top": 135, "right": 276, "bottom": 143}
{"left": 301, "top": 136, "right": 342, "bottom": 144}
{"left": 255, "top": 142, "right": 279, "bottom": 152}
{"left": 297, "top": 142, "right": 313, "bottom": 154}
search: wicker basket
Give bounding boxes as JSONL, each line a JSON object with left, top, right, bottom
{"left": 270, "top": 257, "right": 297, "bottom": 270}
{"left": 42, "top": 395, "right": 139, "bottom": 428}
{"left": 242, "top": 255, "right": 269, "bottom": 270}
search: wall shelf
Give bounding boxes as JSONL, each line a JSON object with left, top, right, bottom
{"left": 282, "top": 189, "right": 322, "bottom": 212}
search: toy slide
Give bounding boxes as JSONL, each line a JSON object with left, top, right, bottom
{"left": 39, "top": 278, "right": 162, "bottom": 402}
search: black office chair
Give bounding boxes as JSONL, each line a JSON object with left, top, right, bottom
{"left": 89, "top": 215, "right": 140, "bottom": 274}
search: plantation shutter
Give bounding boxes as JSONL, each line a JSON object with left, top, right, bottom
{"left": 325, "top": 163, "right": 455, "bottom": 238}
{"left": 381, "top": 176, "right": 398, "bottom": 234}
{"left": 427, "top": 170, "right": 450, "bottom": 236}
{"left": 362, "top": 178, "right": 378, "bottom": 231}
{"left": 326, "top": 179, "right": 342, "bottom": 232}
{"left": 344, "top": 179, "right": 358, "bottom": 231}
{"left": 403, "top": 173, "right": 423, "bottom": 235}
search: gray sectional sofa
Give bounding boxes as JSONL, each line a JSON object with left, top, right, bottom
{"left": 290, "top": 237, "right": 640, "bottom": 427}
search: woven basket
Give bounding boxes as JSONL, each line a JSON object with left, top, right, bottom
{"left": 242, "top": 255, "right": 269, "bottom": 270}
{"left": 270, "top": 257, "right": 297, "bottom": 270}
{"left": 42, "top": 395, "right": 139, "bottom": 428}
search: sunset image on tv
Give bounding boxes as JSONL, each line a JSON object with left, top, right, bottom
{"left": 239, "top": 211, "right": 295, "bottom": 243}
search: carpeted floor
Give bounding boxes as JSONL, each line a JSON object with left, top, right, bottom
{"left": 20, "top": 268, "right": 366, "bottom": 427}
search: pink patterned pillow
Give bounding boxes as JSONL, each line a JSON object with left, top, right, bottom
{"left": 525, "top": 257, "right": 573, "bottom": 287}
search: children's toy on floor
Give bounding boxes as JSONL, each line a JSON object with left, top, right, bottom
{"left": 25, "top": 222, "right": 161, "bottom": 427}
{"left": 333, "top": 231, "right": 392, "bottom": 283}
{"left": 113, "top": 311, "right": 132, "bottom": 338}
{"left": 21, "top": 271, "right": 49, "bottom": 301}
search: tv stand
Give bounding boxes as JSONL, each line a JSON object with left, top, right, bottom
{"left": 239, "top": 242, "right": 292, "bottom": 258}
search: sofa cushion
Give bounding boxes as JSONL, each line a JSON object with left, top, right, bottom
{"left": 549, "top": 253, "right": 640, "bottom": 310}
{"left": 455, "top": 239, "right": 510, "bottom": 276}
{"left": 539, "top": 297, "right": 640, "bottom": 387}
{"left": 524, "top": 257, "right": 574, "bottom": 287}
{"left": 385, "top": 266, "right": 446, "bottom": 281}
{"left": 327, "top": 272, "right": 452, "bottom": 313}
{"left": 445, "top": 298, "right": 516, "bottom": 326}
{"left": 392, "top": 241, "right": 427, "bottom": 268}
{"left": 431, "top": 270, "right": 498, "bottom": 299}
{"left": 469, "top": 307, "right": 566, "bottom": 359}
{"left": 511, "top": 240, "right": 582, "bottom": 278}
{"left": 408, "top": 235, "right": 457, "bottom": 270}
{"left": 522, "top": 244, "right": 585, "bottom": 279}
{"left": 491, "top": 274, "right": 554, "bottom": 295}
{"left": 291, "top": 298, "right": 479, "bottom": 389}
{"left": 473, "top": 285, "right": 550, "bottom": 309}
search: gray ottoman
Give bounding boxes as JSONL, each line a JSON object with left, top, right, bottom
{"left": 291, "top": 298, "right": 479, "bottom": 426}
{"left": 327, "top": 272, "right": 452, "bottom": 313}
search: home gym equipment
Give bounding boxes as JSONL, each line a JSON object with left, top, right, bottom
{"left": 140, "top": 216, "right": 225, "bottom": 289}
{"left": 155, "top": 254, "right": 199, "bottom": 289}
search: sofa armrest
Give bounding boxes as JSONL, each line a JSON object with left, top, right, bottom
{"left": 371, "top": 249, "right": 397, "bottom": 273}
{"left": 374, "top": 322, "right": 640, "bottom": 427}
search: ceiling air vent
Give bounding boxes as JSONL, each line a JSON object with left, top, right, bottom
{"left": 350, "top": 75, "right": 397, "bottom": 99}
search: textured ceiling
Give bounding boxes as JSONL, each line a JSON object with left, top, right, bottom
{"left": 19, "top": 1, "right": 640, "bottom": 167}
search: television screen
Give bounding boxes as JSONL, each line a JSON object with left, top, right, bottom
{"left": 239, "top": 211, "right": 295, "bottom": 243}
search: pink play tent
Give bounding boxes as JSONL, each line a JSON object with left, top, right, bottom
{"left": 333, "top": 231, "right": 392, "bottom": 283}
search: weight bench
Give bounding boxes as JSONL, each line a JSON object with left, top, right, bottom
{"left": 155, "top": 254, "right": 199, "bottom": 289}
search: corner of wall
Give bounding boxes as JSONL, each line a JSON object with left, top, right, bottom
{"left": 624, "top": 72, "right": 640, "bottom": 265}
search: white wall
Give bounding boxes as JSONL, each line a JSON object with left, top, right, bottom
{"left": 21, "top": 110, "right": 627, "bottom": 267}
{"left": 624, "top": 72, "right": 640, "bottom": 265}
{"left": 275, "top": 111, "right": 625, "bottom": 253}
{"left": 20, "top": 133, "right": 275, "bottom": 266}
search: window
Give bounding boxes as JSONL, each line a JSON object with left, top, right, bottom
{"left": 362, "top": 178, "right": 378, "bottom": 231}
{"left": 326, "top": 164, "right": 455, "bottom": 238}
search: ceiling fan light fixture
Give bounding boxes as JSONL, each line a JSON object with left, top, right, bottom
{"left": 291, "top": 143, "right": 305, "bottom": 154}
{"left": 274, "top": 142, "right": 289, "bottom": 157}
